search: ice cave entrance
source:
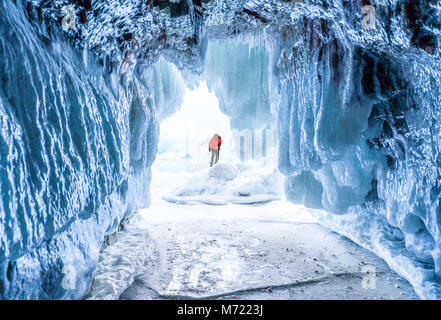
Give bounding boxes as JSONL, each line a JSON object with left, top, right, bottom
{"left": 151, "top": 80, "right": 283, "bottom": 206}
{"left": 89, "top": 41, "right": 421, "bottom": 301}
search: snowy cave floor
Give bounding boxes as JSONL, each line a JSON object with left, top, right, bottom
{"left": 88, "top": 192, "right": 417, "bottom": 299}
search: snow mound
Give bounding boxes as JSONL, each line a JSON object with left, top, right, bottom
{"left": 208, "top": 163, "right": 239, "bottom": 181}
{"left": 159, "top": 162, "right": 283, "bottom": 206}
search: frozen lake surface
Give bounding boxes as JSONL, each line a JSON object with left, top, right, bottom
{"left": 88, "top": 160, "right": 417, "bottom": 300}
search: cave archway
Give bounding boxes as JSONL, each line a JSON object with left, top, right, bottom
{"left": 138, "top": 28, "right": 441, "bottom": 299}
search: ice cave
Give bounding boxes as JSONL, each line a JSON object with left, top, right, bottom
{"left": 1, "top": 0, "right": 441, "bottom": 300}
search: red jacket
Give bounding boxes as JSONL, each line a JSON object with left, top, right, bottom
{"left": 209, "top": 137, "right": 222, "bottom": 150}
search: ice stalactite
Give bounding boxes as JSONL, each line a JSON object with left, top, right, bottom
{"left": 144, "top": 57, "right": 186, "bottom": 122}
{"left": 204, "top": 38, "right": 275, "bottom": 131}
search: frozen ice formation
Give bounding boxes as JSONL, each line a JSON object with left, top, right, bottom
{"left": 204, "top": 39, "right": 276, "bottom": 131}
{"left": 0, "top": 0, "right": 159, "bottom": 299}
{"left": 145, "top": 57, "right": 186, "bottom": 122}
{"left": 1, "top": 0, "right": 441, "bottom": 299}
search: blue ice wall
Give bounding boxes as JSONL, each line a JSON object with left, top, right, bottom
{"left": 0, "top": 0, "right": 158, "bottom": 299}
{"left": 274, "top": 7, "right": 441, "bottom": 298}
{"left": 204, "top": 39, "right": 275, "bottom": 131}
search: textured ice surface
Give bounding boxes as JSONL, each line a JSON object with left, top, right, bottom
{"left": 204, "top": 39, "right": 276, "bottom": 131}
{"left": 3, "top": 0, "right": 441, "bottom": 299}
{"left": 86, "top": 213, "right": 156, "bottom": 300}
{"left": 271, "top": 4, "right": 441, "bottom": 298}
{"left": 91, "top": 198, "right": 418, "bottom": 300}
{"left": 143, "top": 57, "right": 186, "bottom": 122}
{"left": 309, "top": 207, "right": 441, "bottom": 300}
{"left": 0, "top": 0, "right": 158, "bottom": 299}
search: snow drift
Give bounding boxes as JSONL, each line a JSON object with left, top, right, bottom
{"left": 1, "top": 0, "right": 441, "bottom": 299}
{"left": 161, "top": 162, "right": 283, "bottom": 205}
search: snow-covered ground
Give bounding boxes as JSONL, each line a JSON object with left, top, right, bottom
{"left": 87, "top": 153, "right": 417, "bottom": 300}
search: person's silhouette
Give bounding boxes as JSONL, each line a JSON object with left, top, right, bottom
{"left": 208, "top": 133, "right": 222, "bottom": 167}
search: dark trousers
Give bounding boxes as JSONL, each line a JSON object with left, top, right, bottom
{"left": 210, "top": 149, "right": 219, "bottom": 167}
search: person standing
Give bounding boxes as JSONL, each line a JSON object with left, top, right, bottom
{"left": 208, "top": 133, "right": 222, "bottom": 167}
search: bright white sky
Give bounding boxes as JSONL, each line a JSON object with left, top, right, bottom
{"left": 159, "top": 81, "right": 235, "bottom": 165}
{"left": 161, "top": 81, "right": 230, "bottom": 139}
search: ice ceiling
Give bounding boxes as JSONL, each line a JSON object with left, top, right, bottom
{"left": 1, "top": 0, "right": 441, "bottom": 299}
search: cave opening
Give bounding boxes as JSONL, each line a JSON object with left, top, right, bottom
{"left": 148, "top": 39, "right": 282, "bottom": 207}
{"left": 151, "top": 79, "right": 280, "bottom": 206}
